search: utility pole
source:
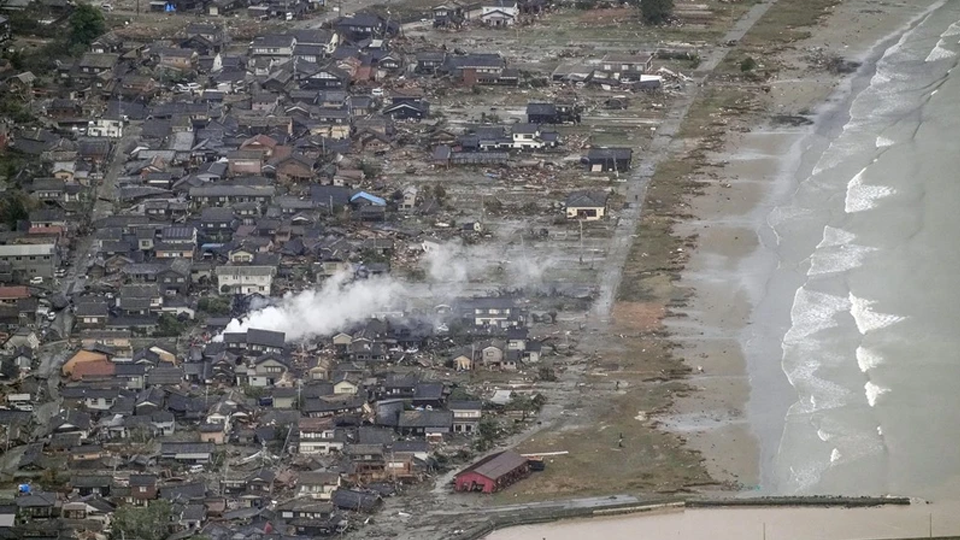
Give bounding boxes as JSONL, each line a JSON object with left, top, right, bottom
{"left": 578, "top": 219, "right": 584, "bottom": 264}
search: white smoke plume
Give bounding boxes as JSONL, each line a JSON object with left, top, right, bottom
{"left": 222, "top": 239, "right": 559, "bottom": 342}
{"left": 222, "top": 271, "right": 406, "bottom": 341}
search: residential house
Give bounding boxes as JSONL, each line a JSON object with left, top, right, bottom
{"left": 449, "top": 400, "right": 482, "bottom": 434}
{"left": 0, "top": 243, "right": 57, "bottom": 280}
{"left": 76, "top": 53, "right": 119, "bottom": 78}
{"left": 383, "top": 100, "right": 430, "bottom": 121}
{"left": 160, "top": 442, "right": 214, "bottom": 463}
{"left": 250, "top": 34, "right": 297, "bottom": 61}
{"left": 74, "top": 301, "right": 109, "bottom": 329}
{"left": 432, "top": 2, "right": 464, "bottom": 27}
{"left": 397, "top": 410, "right": 453, "bottom": 441}
{"left": 564, "top": 190, "right": 609, "bottom": 221}
{"left": 458, "top": 296, "right": 526, "bottom": 328}
{"left": 297, "top": 417, "right": 344, "bottom": 454}
{"left": 585, "top": 147, "right": 632, "bottom": 173}
{"left": 599, "top": 52, "right": 655, "bottom": 75}
{"left": 335, "top": 13, "right": 392, "bottom": 41}
{"left": 158, "top": 48, "right": 198, "bottom": 71}
{"left": 127, "top": 475, "right": 158, "bottom": 505}
{"left": 247, "top": 353, "right": 288, "bottom": 387}
{"left": 480, "top": 0, "right": 518, "bottom": 26}
{"left": 297, "top": 471, "right": 342, "bottom": 500}
{"left": 16, "top": 491, "right": 61, "bottom": 520}
{"left": 526, "top": 101, "right": 581, "bottom": 124}
{"left": 199, "top": 422, "right": 227, "bottom": 444}
{"left": 215, "top": 265, "right": 275, "bottom": 295}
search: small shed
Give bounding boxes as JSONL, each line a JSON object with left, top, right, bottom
{"left": 454, "top": 450, "right": 530, "bottom": 493}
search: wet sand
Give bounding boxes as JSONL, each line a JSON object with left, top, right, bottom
{"left": 488, "top": 502, "right": 960, "bottom": 540}
{"left": 657, "top": 0, "right": 930, "bottom": 491}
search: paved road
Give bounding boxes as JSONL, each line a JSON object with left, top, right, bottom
{"left": 386, "top": 3, "right": 786, "bottom": 538}
{"left": 590, "top": 0, "right": 781, "bottom": 325}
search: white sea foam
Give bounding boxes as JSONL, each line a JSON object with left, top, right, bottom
{"left": 876, "top": 136, "right": 895, "bottom": 148}
{"left": 856, "top": 346, "right": 884, "bottom": 372}
{"left": 865, "top": 381, "right": 890, "bottom": 406}
{"left": 925, "top": 41, "right": 956, "bottom": 62}
{"left": 788, "top": 463, "right": 829, "bottom": 492}
{"left": 807, "top": 243, "right": 877, "bottom": 276}
{"left": 830, "top": 448, "right": 842, "bottom": 463}
{"left": 942, "top": 21, "right": 960, "bottom": 37}
{"left": 845, "top": 167, "right": 896, "bottom": 213}
{"left": 783, "top": 349, "right": 855, "bottom": 413}
{"left": 877, "top": 425, "right": 883, "bottom": 436}
{"left": 816, "top": 226, "right": 857, "bottom": 249}
{"left": 817, "top": 429, "right": 831, "bottom": 442}
{"left": 849, "top": 293, "right": 906, "bottom": 334}
{"left": 783, "top": 288, "right": 850, "bottom": 343}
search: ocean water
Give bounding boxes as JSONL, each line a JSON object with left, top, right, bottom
{"left": 755, "top": 0, "right": 960, "bottom": 497}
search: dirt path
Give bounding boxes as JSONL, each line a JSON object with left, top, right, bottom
{"left": 591, "top": 0, "right": 781, "bottom": 326}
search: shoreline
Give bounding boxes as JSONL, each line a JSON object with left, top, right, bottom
{"left": 485, "top": 498, "right": 960, "bottom": 540}
{"left": 748, "top": 0, "right": 944, "bottom": 493}
{"left": 659, "top": 0, "right": 937, "bottom": 492}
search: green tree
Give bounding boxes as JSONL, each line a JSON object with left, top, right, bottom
{"left": 111, "top": 500, "right": 173, "bottom": 540}
{"left": 0, "top": 191, "right": 32, "bottom": 229}
{"left": 740, "top": 57, "right": 757, "bottom": 72}
{"left": 68, "top": 4, "right": 106, "bottom": 48}
{"left": 432, "top": 184, "right": 447, "bottom": 203}
{"left": 473, "top": 417, "right": 499, "bottom": 452}
{"left": 154, "top": 313, "right": 187, "bottom": 337}
{"left": 198, "top": 296, "right": 231, "bottom": 316}
{"left": 639, "top": 0, "right": 674, "bottom": 25}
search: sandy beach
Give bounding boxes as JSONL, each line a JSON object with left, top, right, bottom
{"left": 488, "top": 501, "right": 960, "bottom": 540}
{"left": 659, "top": 0, "right": 933, "bottom": 490}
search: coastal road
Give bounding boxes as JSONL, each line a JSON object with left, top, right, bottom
{"left": 384, "top": 3, "right": 789, "bottom": 539}
{"left": 590, "top": 0, "right": 782, "bottom": 325}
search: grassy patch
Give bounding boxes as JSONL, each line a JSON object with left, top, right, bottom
{"left": 741, "top": 0, "right": 839, "bottom": 47}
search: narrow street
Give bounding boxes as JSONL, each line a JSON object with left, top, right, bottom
{"left": 60, "top": 123, "right": 142, "bottom": 298}
{"left": 27, "top": 125, "right": 142, "bottom": 441}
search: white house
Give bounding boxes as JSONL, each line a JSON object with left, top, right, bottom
{"left": 480, "top": 0, "right": 517, "bottom": 26}
{"left": 87, "top": 118, "right": 124, "bottom": 138}
{"left": 215, "top": 265, "right": 275, "bottom": 295}
{"left": 297, "top": 418, "right": 344, "bottom": 455}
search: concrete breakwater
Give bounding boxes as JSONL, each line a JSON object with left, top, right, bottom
{"left": 457, "top": 496, "right": 915, "bottom": 540}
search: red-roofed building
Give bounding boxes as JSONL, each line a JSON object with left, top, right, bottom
{"left": 0, "top": 286, "right": 30, "bottom": 306}
{"left": 453, "top": 450, "right": 530, "bottom": 493}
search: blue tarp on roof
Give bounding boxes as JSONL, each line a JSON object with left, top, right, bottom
{"left": 350, "top": 191, "right": 386, "bottom": 206}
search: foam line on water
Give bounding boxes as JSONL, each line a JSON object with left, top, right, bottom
{"left": 865, "top": 381, "right": 890, "bottom": 407}
{"left": 849, "top": 293, "right": 905, "bottom": 334}
{"left": 925, "top": 40, "right": 957, "bottom": 62}
{"left": 845, "top": 167, "right": 896, "bottom": 213}
{"left": 816, "top": 226, "right": 857, "bottom": 248}
{"left": 807, "top": 243, "right": 876, "bottom": 276}
{"left": 876, "top": 136, "right": 895, "bottom": 148}
{"left": 783, "top": 288, "right": 850, "bottom": 343}
{"left": 942, "top": 20, "right": 960, "bottom": 37}
{"left": 856, "top": 346, "right": 884, "bottom": 372}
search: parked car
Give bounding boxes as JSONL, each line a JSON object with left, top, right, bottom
{"left": 29, "top": 276, "right": 43, "bottom": 285}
